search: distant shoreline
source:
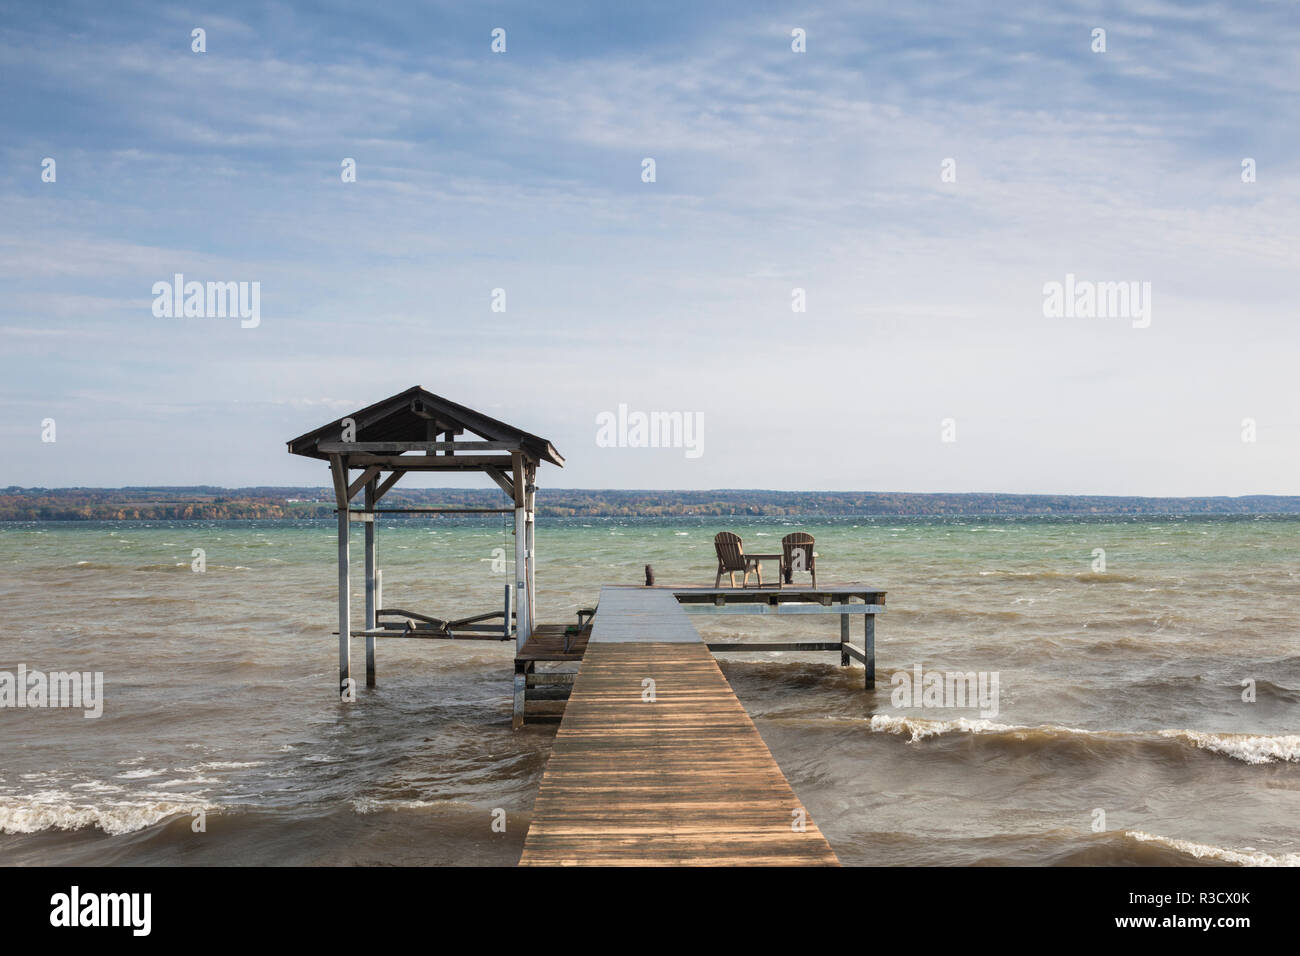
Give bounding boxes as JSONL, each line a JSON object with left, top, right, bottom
{"left": 2, "top": 487, "right": 1298, "bottom": 521}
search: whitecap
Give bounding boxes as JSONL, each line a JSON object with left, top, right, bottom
{"left": 1125, "top": 831, "right": 1300, "bottom": 867}
{"left": 1160, "top": 730, "right": 1300, "bottom": 765}
{"left": 0, "top": 796, "right": 214, "bottom": 835}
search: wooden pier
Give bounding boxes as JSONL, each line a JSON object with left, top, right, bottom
{"left": 520, "top": 586, "right": 839, "bottom": 865}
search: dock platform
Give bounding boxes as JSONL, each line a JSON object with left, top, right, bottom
{"left": 512, "top": 583, "right": 885, "bottom": 727}
{"left": 519, "top": 586, "right": 838, "bottom": 866}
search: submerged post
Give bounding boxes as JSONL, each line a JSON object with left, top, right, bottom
{"left": 506, "top": 583, "right": 516, "bottom": 648}
{"left": 512, "top": 452, "right": 530, "bottom": 646}
{"left": 337, "top": 506, "right": 351, "bottom": 700}
{"left": 511, "top": 577, "right": 524, "bottom": 730}
{"left": 329, "top": 454, "right": 352, "bottom": 702}
{"left": 864, "top": 613, "right": 876, "bottom": 689}
{"left": 364, "top": 480, "right": 378, "bottom": 687}
{"left": 840, "top": 605, "right": 850, "bottom": 666}
{"left": 513, "top": 663, "right": 527, "bottom": 731}
{"left": 525, "top": 462, "right": 537, "bottom": 635}
{"left": 514, "top": 508, "right": 529, "bottom": 643}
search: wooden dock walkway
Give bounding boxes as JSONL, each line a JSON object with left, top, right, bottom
{"left": 519, "top": 586, "right": 838, "bottom": 866}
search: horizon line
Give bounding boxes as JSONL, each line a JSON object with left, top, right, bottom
{"left": 4, "top": 486, "right": 1298, "bottom": 501}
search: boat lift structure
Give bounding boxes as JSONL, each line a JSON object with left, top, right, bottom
{"left": 286, "top": 386, "right": 565, "bottom": 702}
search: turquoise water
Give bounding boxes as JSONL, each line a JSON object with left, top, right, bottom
{"left": 0, "top": 515, "right": 1297, "bottom": 865}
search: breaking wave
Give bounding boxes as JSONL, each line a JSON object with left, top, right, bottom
{"left": 1123, "top": 831, "right": 1300, "bottom": 867}
{"left": 0, "top": 796, "right": 212, "bottom": 836}
{"left": 867, "top": 716, "right": 1300, "bottom": 764}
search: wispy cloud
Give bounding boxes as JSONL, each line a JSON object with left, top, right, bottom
{"left": 0, "top": 0, "right": 1296, "bottom": 492}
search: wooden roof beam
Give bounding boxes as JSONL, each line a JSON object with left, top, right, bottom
{"left": 316, "top": 441, "right": 521, "bottom": 454}
{"left": 345, "top": 454, "right": 517, "bottom": 469}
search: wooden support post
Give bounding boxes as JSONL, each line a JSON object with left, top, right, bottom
{"left": 526, "top": 514, "right": 535, "bottom": 630}
{"left": 511, "top": 451, "right": 524, "bottom": 507}
{"left": 864, "top": 613, "right": 876, "bottom": 689}
{"left": 840, "top": 606, "right": 850, "bottom": 667}
{"left": 330, "top": 455, "right": 352, "bottom": 702}
{"left": 525, "top": 462, "right": 537, "bottom": 635}
{"left": 364, "top": 480, "right": 377, "bottom": 688}
{"left": 512, "top": 452, "right": 530, "bottom": 647}
{"left": 514, "top": 505, "right": 529, "bottom": 646}
{"left": 505, "top": 583, "right": 515, "bottom": 647}
{"left": 337, "top": 507, "right": 351, "bottom": 701}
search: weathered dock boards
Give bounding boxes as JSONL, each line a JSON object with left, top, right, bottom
{"left": 520, "top": 586, "right": 838, "bottom": 866}
{"left": 583, "top": 585, "right": 703, "bottom": 643}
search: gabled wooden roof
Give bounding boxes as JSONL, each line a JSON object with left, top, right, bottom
{"left": 286, "top": 386, "right": 564, "bottom": 466}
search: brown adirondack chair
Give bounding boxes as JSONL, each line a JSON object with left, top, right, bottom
{"left": 714, "top": 531, "right": 761, "bottom": 588}
{"left": 781, "top": 532, "right": 816, "bottom": 587}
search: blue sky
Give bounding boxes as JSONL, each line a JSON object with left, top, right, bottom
{"left": 2, "top": 0, "right": 1297, "bottom": 493}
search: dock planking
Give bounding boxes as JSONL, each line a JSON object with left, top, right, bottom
{"left": 519, "top": 587, "right": 838, "bottom": 866}
{"left": 585, "top": 585, "right": 703, "bottom": 643}
{"left": 516, "top": 623, "right": 589, "bottom": 661}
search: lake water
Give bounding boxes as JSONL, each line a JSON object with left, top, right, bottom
{"left": 1, "top": 515, "right": 1296, "bottom": 865}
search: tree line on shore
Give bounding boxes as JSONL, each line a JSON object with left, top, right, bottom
{"left": 2, "top": 486, "right": 1298, "bottom": 520}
